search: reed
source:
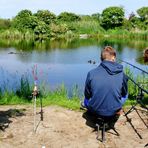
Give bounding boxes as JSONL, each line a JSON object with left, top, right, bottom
{"left": 0, "top": 29, "right": 34, "bottom": 40}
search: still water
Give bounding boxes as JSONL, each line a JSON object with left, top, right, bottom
{"left": 0, "top": 38, "right": 147, "bottom": 93}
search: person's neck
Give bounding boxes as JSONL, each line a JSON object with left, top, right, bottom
{"left": 103, "top": 59, "right": 115, "bottom": 62}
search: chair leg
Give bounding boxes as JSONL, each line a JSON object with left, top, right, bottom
{"left": 96, "top": 123, "right": 100, "bottom": 140}
{"left": 102, "top": 123, "right": 106, "bottom": 142}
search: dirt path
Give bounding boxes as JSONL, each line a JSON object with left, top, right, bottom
{"left": 0, "top": 105, "right": 147, "bottom": 148}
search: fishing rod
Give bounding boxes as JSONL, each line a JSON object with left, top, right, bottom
{"left": 118, "top": 59, "right": 148, "bottom": 75}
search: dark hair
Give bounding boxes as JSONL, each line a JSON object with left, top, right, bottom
{"left": 101, "top": 46, "right": 116, "bottom": 61}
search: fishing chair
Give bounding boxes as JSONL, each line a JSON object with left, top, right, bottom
{"left": 95, "top": 115, "right": 120, "bottom": 142}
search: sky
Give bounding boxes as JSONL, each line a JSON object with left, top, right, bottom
{"left": 0, "top": 0, "right": 148, "bottom": 19}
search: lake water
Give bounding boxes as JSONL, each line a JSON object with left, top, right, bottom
{"left": 0, "top": 38, "right": 147, "bottom": 93}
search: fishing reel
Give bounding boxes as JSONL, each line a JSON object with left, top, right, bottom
{"left": 136, "top": 88, "right": 144, "bottom": 103}
{"left": 32, "top": 84, "right": 39, "bottom": 97}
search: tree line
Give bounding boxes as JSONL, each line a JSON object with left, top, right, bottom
{"left": 0, "top": 6, "right": 148, "bottom": 39}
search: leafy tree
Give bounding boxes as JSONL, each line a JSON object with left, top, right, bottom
{"left": 101, "top": 7, "right": 125, "bottom": 30}
{"left": 57, "top": 12, "right": 81, "bottom": 22}
{"left": 34, "top": 10, "right": 56, "bottom": 25}
{"left": 34, "top": 21, "right": 50, "bottom": 37}
{"left": 50, "top": 23, "right": 69, "bottom": 37}
{"left": 137, "top": 7, "right": 148, "bottom": 30}
{"left": 12, "top": 9, "right": 38, "bottom": 31}
{"left": 16, "top": 9, "right": 32, "bottom": 18}
{"left": 137, "top": 7, "right": 148, "bottom": 21}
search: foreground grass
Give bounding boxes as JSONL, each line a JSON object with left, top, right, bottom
{"left": 0, "top": 86, "right": 81, "bottom": 110}
{"left": 0, "top": 92, "right": 147, "bottom": 111}
{"left": 0, "top": 96, "right": 80, "bottom": 110}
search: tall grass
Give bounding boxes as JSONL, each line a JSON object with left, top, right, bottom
{"left": 0, "top": 29, "right": 34, "bottom": 40}
{"left": 124, "top": 67, "right": 148, "bottom": 105}
{"left": 69, "top": 20, "right": 105, "bottom": 35}
{"left": 0, "top": 77, "right": 81, "bottom": 109}
{"left": 105, "top": 29, "right": 148, "bottom": 40}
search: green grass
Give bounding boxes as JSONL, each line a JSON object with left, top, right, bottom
{"left": 0, "top": 93, "right": 80, "bottom": 110}
{"left": 0, "top": 29, "right": 34, "bottom": 40}
{"left": 0, "top": 83, "right": 81, "bottom": 110}
{"left": 0, "top": 93, "right": 30, "bottom": 105}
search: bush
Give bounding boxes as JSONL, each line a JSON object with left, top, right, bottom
{"left": 34, "top": 10, "right": 56, "bottom": 25}
{"left": 57, "top": 12, "right": 81, "bottom": 22}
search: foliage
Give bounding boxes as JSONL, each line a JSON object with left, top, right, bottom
{"left": 34, "top": 21, "right": 50, "bottom": 37}
{"left": 50, "top": 23, "right": 69, "bottom": 37}
{"left": 12, "top": 9, "right": 38, "bottom": 31}
{"left": 101, "top": 6, "right": 125, "bottom": 30}
{"left": 57, "top": 12, "right": 81, "bottom": 22}
{"left": 17, "top": 9, "right": 32, "bottom": 18}
{"left": 34, "top": 10, "right": 56, "bottom": 25}
{"left": 91, "top": 13, "right": 101, "bottom": 21}
{"left": 0, "top": 19, "right": 11, "bottom": 30}
{"left": 137, "top": 7, "right": 148, "bottom": 21}
{"left": 0, "top": 7, "right": 148, "bottom": 40}
{"left": 136, "top": 7, "right": 148, "bottom": 30}
{"left": 0, "top": 29, "right": 34, "bottom": 40}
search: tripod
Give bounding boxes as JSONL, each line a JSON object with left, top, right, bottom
{"left": 123, "top": 88, "right": 148, "bottom": 139}
{"left": 125, "top": 88, "right": 148, "bottom": 116}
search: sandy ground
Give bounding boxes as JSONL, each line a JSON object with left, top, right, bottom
{"left": 0, "top": 105, "right": 147, "bottom": 148}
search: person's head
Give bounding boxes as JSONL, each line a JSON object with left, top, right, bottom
{"left": 101, "top": 46, "right": 116, "bottom": 62}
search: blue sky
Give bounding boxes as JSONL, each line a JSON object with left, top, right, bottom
{"left": 0, "top": 0, "right": 148, "bottom": 18}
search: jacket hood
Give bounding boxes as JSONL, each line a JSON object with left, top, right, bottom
{"left": 100, "top": 60, "right": 123, "bottom": 75}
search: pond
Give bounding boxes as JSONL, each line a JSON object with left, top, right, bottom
{"left": 0, "top": 38, "right": 147, "bottom": 94}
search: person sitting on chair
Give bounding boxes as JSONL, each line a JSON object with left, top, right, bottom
{"left": 82, "top": 46, "right": 128, "bottom": 123}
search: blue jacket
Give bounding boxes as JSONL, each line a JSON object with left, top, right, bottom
{"left": 84, "top": 60, "right": 128, "bottom": 116}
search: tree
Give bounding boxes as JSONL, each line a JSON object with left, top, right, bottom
{"left": 136, "top": 7, "right": 148, "bottom": 30}
{"left": 57, "top": 12, "right": 81, "bottom": 22}
{"left": 137, "top": 7, "right": 148, "bottom": 21}
{"left": 12, "top": 9, "right": 38, "bottom": 31}
{"left": 34, "top": 21, "right": 50, "bottom": 37}
{"left": 101, "top": 7, "right": 125, "bottom": 30}
{"left": 16, "top": 9, "right": 32, "bottom": 18}
{"left": 50, "top": 23, "right": 69, "bottom": 37}
{"left": 34, "top": 10, "right": 56, "bottom": 25}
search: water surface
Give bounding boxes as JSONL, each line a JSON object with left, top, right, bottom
{"left": 0, "top": 38, "right": 147, "bottom": 93}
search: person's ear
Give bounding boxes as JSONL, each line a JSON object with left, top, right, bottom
{"left": 111, "top": 56, "right": 116, "bottom": 62}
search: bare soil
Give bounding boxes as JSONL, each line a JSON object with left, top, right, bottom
{"left": 0, "top": 105, "right": 147, "bottom": 148}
